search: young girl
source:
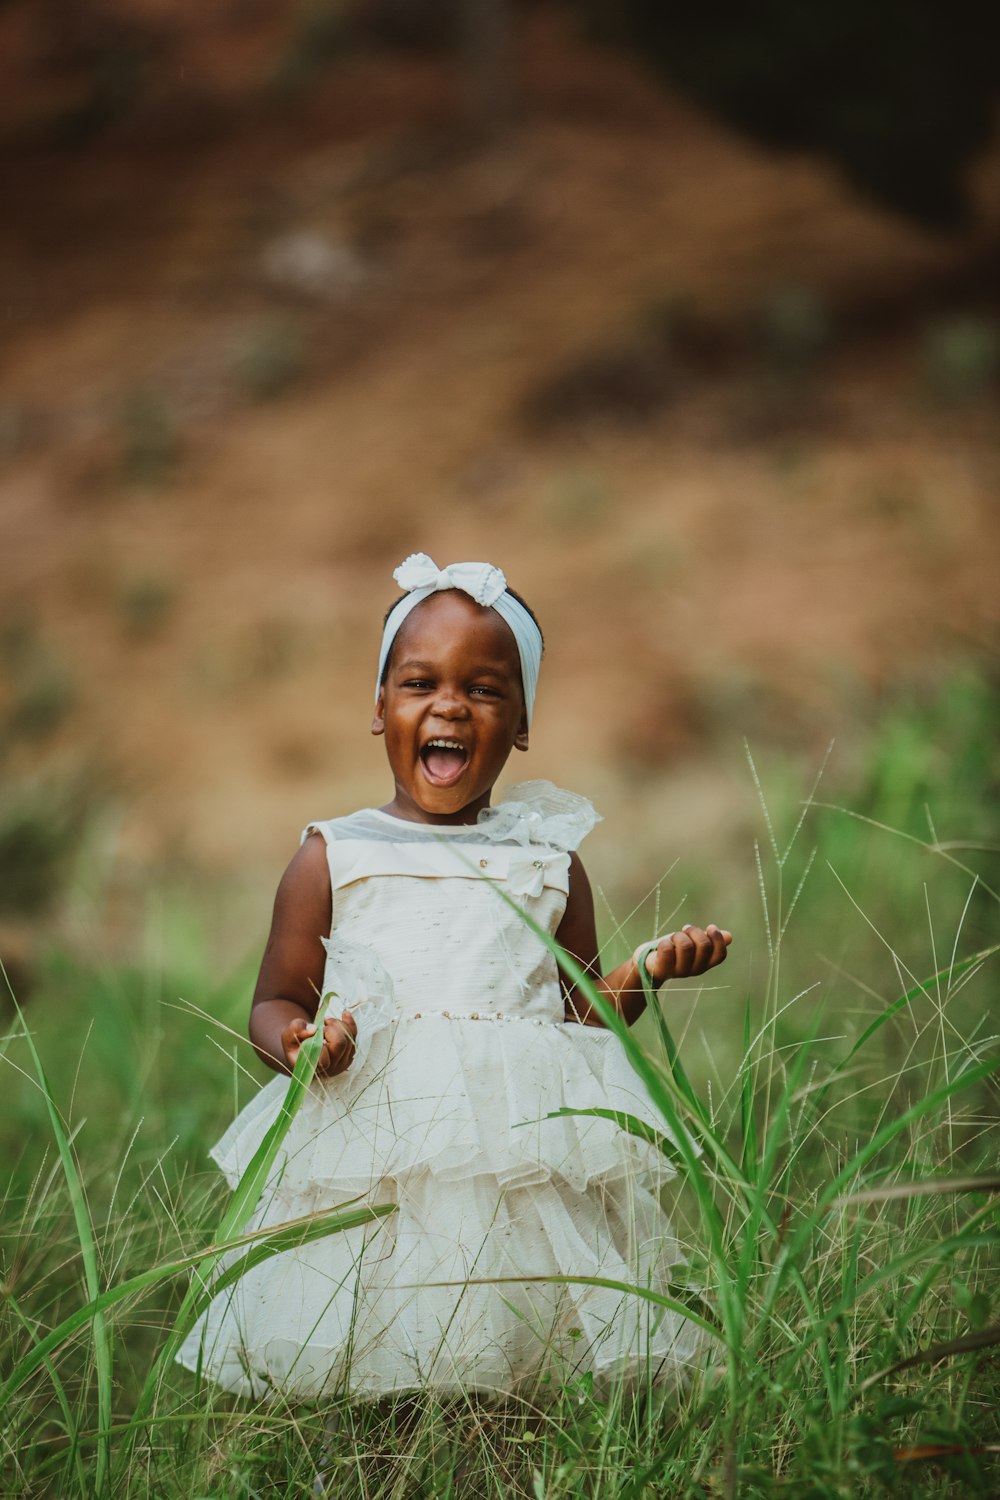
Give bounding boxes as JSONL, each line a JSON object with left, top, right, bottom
{"left": 178, "top": 553, "right": 732, "bottom": 1401}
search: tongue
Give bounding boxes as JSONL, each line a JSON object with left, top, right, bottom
{"left": 424, "top": 747, "right": 466, "bottom": 782}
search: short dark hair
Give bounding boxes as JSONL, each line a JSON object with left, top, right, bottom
{"left": 378, "top": 586, "right": 544, "bottom": 687}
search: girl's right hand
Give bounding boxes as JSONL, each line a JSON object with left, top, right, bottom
{"left": 281, "top": 1011, "right": 358, "bottom": 1077}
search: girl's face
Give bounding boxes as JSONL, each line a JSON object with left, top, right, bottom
{"left": 372, "top": 590, "right": 529, "bottom": 824}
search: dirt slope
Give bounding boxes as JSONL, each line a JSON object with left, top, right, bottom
{"left": 1, "top": 7, "right": 997, "bottom": 901}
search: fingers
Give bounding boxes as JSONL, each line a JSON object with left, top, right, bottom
{"left": 644, "top": 939, "right": 668, "bottom": 982}
{"left": 281, "top": 1016, "right": 313, "bottom": 1069}
{"left": 285, "top": 1010, "right": 359, "bottom": 1078}
{"left": 644, "top": 930, "right": 697, "bottom": 981}
{"left": 319, "top": 1011, "right": 358, "bottom": 1077}
{"left": 707, "top": 924, "right": 730, "bottom": 966}
{"left": 643, "top": 924, "right": 732, "bottom": 985}
{"left": 670, "top": 928, "right": 702, "bottom": 978}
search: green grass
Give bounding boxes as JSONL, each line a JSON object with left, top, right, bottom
{"left": 1, "top": 697, "right": 998, "bottom": 1498}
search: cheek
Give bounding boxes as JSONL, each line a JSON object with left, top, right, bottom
{"left": 481, "top": 714, "right": 521, "bottom": 755}
{"left": 384, "top": 707, "right": 424, "bottom": 752}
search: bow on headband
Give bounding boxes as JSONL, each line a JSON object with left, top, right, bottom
{"left": 393, "top": 553, "right": 508, "bottom": 607}
{"left": 376, "top": 552, "right": 542, "bottom": 725}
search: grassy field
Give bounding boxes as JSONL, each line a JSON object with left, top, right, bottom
{"left": 1, "top": 686, "right": 998, "bottom": 1499}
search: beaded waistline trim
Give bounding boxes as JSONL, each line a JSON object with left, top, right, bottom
{"left": 402, "top": 1009, "right": 561, "bottom": 1026}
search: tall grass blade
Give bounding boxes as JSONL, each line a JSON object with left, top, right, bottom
{"left": 810, "top": 947, "right": 997, "bottom": 1117}
{"left": 637, "top": 944, "right": 707, "bottom": 1122}
{"left": 1, "top": 1200, "right": 394, "bottom": 1408}
{"left": 855, "top": 1323, "right": 1000, "bottom": 1396}
{"left": 469, "top": 869, "right": 774, "bottom": 1426}
{"left": 781, "top": 739, "right": 833, "bottom": 866}
{"left": 823, "top": 1219, "right": 998, "bottom": 1327}
{"left": 740, "top": 995, "right": 758, "bottom": 1182}
{"left": 782, "top": 1052, "right": 1000, "bottom": 1268}
{"left": 533, "top": 1105, "right": 687, "bottom": 1168}
{"left": 418, "top": 1273, "right": 724, "bottom": 1346}
{"left": 745, "top": 741, "right": 780, "bottom": 862}
{"left": 812, "top": 803, "right": 1000, "bottom": 905}
{"left": 129, "top": 1017, "right": 330, "bottom": 1430}
{"left": 4, "top": 990, "right": 113, "bottom": 1497}
{"left": 835, "top": 1172, "right": 1000, "bottom": 1206}
{"left": 5, "top": 1289, "right": 88, "bottom": 1494}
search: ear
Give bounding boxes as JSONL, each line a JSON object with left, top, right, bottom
{"left": 513, "top": 708, "right": 529, "bottom": 753}
{"left": 371, "top": 688, "right": 385, "bottom": 736}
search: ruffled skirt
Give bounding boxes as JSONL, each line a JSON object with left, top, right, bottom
{"left": 176, "top": 1018, "right": 705, "bottom": 1401}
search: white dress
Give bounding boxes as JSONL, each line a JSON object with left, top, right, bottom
{"left": 177, "top": 781, "right": 702, "bottom": 1401}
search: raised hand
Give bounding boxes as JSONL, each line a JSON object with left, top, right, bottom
{"left": 639, "top": 925, "right": 732, "bottom": 986}
{"left": 281, "top": 1009, "right": 358, "bottom": 1077}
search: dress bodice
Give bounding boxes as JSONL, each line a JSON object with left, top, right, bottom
{"left": 303, "top": 781, "right": 600, "bottom": 1029}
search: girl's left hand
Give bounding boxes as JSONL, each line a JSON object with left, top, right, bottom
{"left": 640, "top": 925, "right": 732, "bottom": 986}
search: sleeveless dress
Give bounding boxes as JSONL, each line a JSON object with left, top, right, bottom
{"left": 177, "top": 781, "right": 702, "bottom": 1401}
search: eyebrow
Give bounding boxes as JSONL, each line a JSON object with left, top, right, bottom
{"left": 393, "top": 659, "right": 513, "bottom": 678}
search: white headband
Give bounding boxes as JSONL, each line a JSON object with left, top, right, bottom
{"left": 376, "top": 552, "right": 542, "bottom": 725}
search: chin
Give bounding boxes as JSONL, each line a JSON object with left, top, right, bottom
{"left": 417, "top": 765, "right": 473, "bottom": 802}
{"left": 418, "top": 782, "right": 487, "bottom": 820}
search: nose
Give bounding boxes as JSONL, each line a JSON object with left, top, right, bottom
{"left": 430, "top": 685, "right": 469, "bottom": 719}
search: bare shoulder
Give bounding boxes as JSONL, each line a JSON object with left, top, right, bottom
{"left": 271, "top": 831, "right": 331, "bottom": 926}
{"left": 253, "top": 831, "right": 331, "bottom": 1018}
{"left": 566, "top": 850, "right": 593, "bottom": 898}
{"left": 288, "top": 828, "right": 330, "bottom": 876}
{"left": 561, "top": 851, "right": 595, "bottom": 923}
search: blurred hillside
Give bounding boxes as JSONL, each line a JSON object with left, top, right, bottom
{"left": 0, "top": 2, "right": 998, "bottom": 958}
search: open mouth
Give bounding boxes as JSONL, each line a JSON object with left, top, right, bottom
{"left": 420, "top": 738, "right": 469, "bottom": 787}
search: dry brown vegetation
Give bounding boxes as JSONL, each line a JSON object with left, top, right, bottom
{"left": 0, "top": 3, "right": 997, "bottom": 909}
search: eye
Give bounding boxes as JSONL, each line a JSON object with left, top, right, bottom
{"left": 470, "top": 684, "right": 501, "bottom": 697}
{"left": 402, "top": 678, "right": 434, "bottom": 691}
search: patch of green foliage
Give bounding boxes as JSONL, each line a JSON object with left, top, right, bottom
{"left": 0, "top": 773, "right": 93, "bottom": 920}
{"left": 1, "top": 674, "right": 997, "bottom": 1497}
{"left": 234, "top": 320, "right": 306, "bottom": 402}
{"left": 119, "top": 389, "right": 180, "bottom": 488}
{"left": 116, "top": 576, "right": 176, "bottom": 641}
{"left": 267, "top": 1, "right": 352, "bottom": 101}
{"left": 0, "top": 617, "right": 76, "bottom": 744}
{"left": 922, "top": 318, "right": 999, "bottom": 403}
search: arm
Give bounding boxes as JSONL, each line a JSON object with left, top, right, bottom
{"left": 556, "top": 852, "right": 732, "bottom": 1028}
{"left": 249, "top": 833, "right": 357, "bottom": 1077}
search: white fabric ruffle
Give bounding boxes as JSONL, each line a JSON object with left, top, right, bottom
{"left": 178, "top": 1020, "right": 700, "bottom": 1401}
{"left": 176, "top": 1170, "right": 697, "bottom": 1401}
{"left": 315, "top": 934, "right": 397, "bottom": 1072}
{"left": 207, "top": 1018, "right": 681, "bottom": 1202}
{"left": 476, "top": 780, "right": 602, "bottom": 851}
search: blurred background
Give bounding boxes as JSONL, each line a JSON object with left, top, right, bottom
{"left": 1, "top": 0, "right": 998, "bottom": 1065}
